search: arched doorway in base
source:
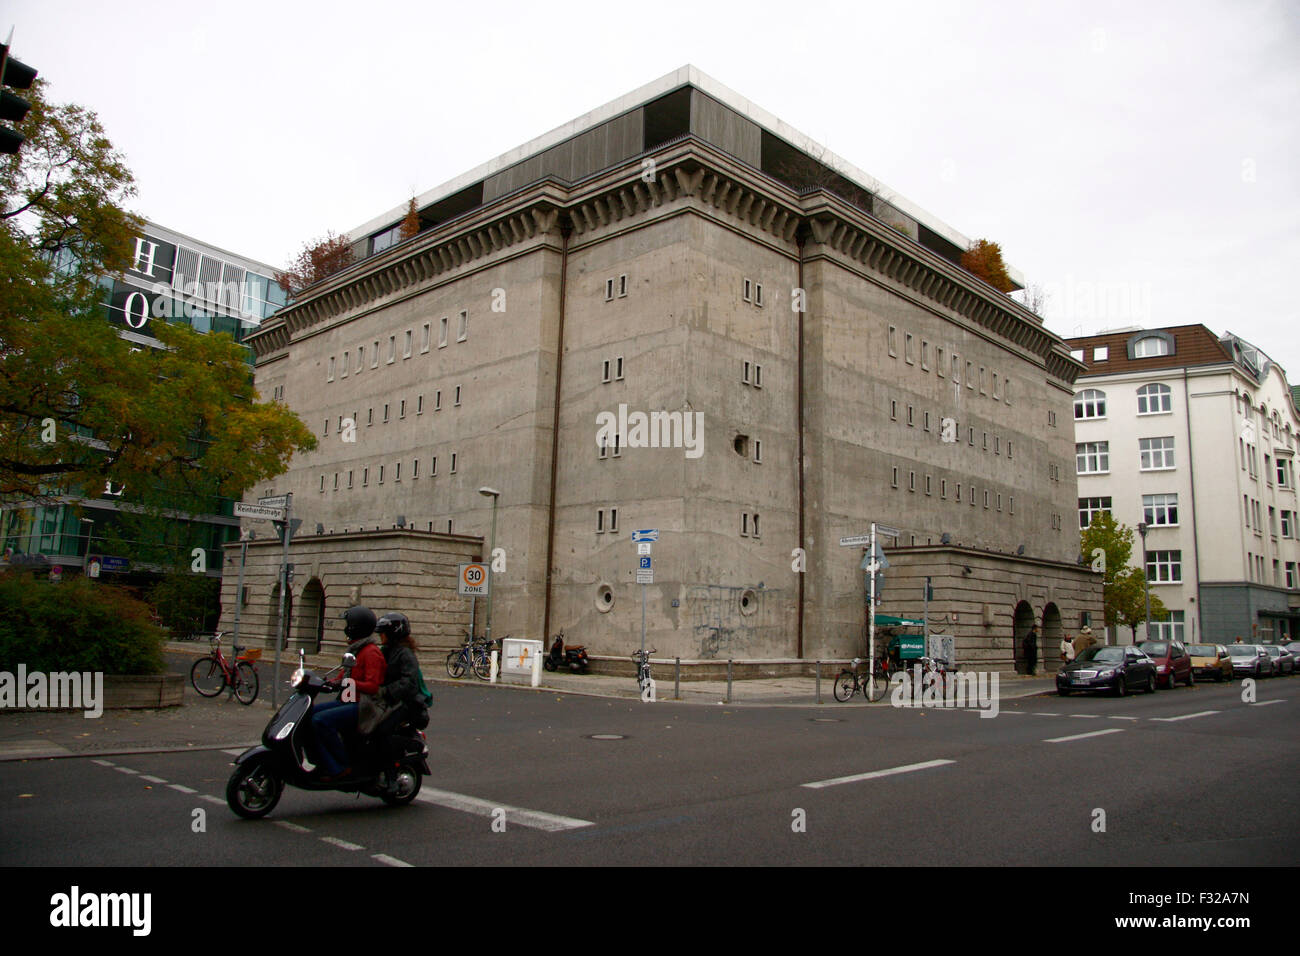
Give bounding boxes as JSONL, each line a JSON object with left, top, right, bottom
{"left": 297, "top": 578, "right": 326, "bottom": 652}
{"left": 1042, "top": 603, "right": 1063, "bottom": 673}
{"left": 1012, "top": 600, "right": 1035, "bottom": 674}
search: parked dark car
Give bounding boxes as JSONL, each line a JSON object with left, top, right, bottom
{"left": 1139, "top": 640, "right": 1194, "bottom": 688}
{"left": 1261, "top": 644, "right": 1295, "bottom": 675}
{"left": 1227, "top": 643, "right": 1275, "bottom": 678}
{"left": 1186, "top": 644, "right": 1233, "bottom": 682}
{"left": 1057, "top": 645, "right": 1157, "bottom": 697}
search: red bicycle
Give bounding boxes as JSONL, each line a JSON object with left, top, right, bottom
{"left": 190, "top": 633, "right": 260, "bottom": 705}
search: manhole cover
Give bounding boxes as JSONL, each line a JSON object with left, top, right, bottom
{"left": 810, "top": 718, "right": 843, "bottom": 723}
{"left": 586, "top": 733, "right": 626, "bottom": 740}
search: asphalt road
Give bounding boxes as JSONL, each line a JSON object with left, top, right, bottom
{"left": 1, "top": 676, "right": 1296, "bottom": 867}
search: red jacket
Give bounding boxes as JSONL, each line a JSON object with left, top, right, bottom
{"left": 351, "top": 641, "right": 387, "bottom": 696}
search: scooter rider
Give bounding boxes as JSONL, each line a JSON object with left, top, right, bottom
{"left": 371, "top": 612, "right": 428, "bottom": 733}
{"left": 312, "top": 605, "right": 386, "bottom": 780}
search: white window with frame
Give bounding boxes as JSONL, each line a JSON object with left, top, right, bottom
{"left": 1286, "top": 562, "right": 1297, "bottom": 589}
{"left": 1078, "top": 496, "right": 1112, "bottom": 528}
{"left": 372, "top": 341, "right": 380, "bottom": 368}
{"left": 612, "top": 433, "right": 621, "bottom": 457}
{"left": 905, "top": 333, "right": 914, "bottom": 365}
{"left": 413, "top": 459, "right": 419, "bottom": 479}
{"left": 327, "top": 357, "right": 335, "bottom": 382}
{"left": 1070, "top": 349, "right": 1084, "bottom": 361}
{"left": 399, "top": 400, "right": 406, "bottom": 419}
{"left": 598, "top": 436, "right": 608, "bottom": 460}
{"left": 1278, "top": 457, "right": 1291, "bottom": 488}
{"left": 1139, "top": 436, "right": 1176, "bottom": 470}
{"left": 341, "top": 351, "right": 349, "bottom": 378}
{"left": 754, "top": 283, "right": 763, "bottom": 307}
{"left": 417, "top": 395, "right": 424, "bottom": 415}
{"left": 378, "top": 464, "right": 385, "bottom": 484}
{"left": 754, "top": 439, "right": 762, "bottom": 464}
{"left": 395, "top": 462, "right": 401, "bottom": 482}
{"left": 743, "top": 361, "right": 751, "bottom": 385}
{"left": 754, "top": 364, "right": 762, "bottom": 388}
{"left": 951, "top": 354, "right": 960, "bottom": 382}
{"left": 1282, "top": 510, "right": 1293, "bottom": 538}
{"left": 435, "top": 390, "right": 442, "bottom": 411}
{"left": 609, "top": 508, "right": 618, "bottom": 533}
{"left": 404, "top": 330, "right": 412, "bottom": 358}
{"left": 618, "top": 274, "right": 628, "bottom": 298}
{"left": 1076, "top": 442, "right": 1110, "bottom": 475}
{"left": 431, "top": 456, "right": 437, "bottom": 476}
{"left": 888, "top": 326, "right": 897, "bottom": 358}
{"left": 603, "top": 360, "right": 611, "bottom": 384}
{"left": 1146, "top": 550, "right": 1182, "bottom": 584}
{"left": 454, "top": 385, "right": 461, "bottom": 407}
{"left": 1149, "top": 610, "right": 1185, "bottom": 641}
{"left": 1093, "top": 346, "right": 1109, "bottom": 362}
{"left": 742, "top": 278, "right": 752, "bottom": 303}
{"left": 347, "top": 470, "right": 354, "bottom": 488}
{"left": 1143, "top": 493, "right": 1178, "bottom": 526}
{"left": 741, "top": 513, "right": 749, "bottom": 536}
{"left": 597, "top": 509, "right": 605, "bottom": 533}
{"left": 1134, "top": 335, "right": 1171, "bottom": 357}
{"left": 936, "top": 346, "right": 945, "bottom": 377}
{"left": 615, "top": 357, "right": 624, "bottom": 381}
{"left": 457, "top": 310, "right": 468, "bottom": 342}
{"left": 1073, "top": 389, "right": 1106, "bottom": 420}
{"left": 421, "top": 323, "right": 431, "bottom": 352}
{"left": 605, "top": 278, "right": 615, "bottom": 301}
{"left": 921, "top": 341, "right": 930, "bottom": 370}
{"left": 363, "top": 467, "right": 369, "bottom": 486}
{"left": 438, "top": 317, "right": 448, "bottom": 347}
{"left": 450, "top": 453, "right": 457, "bottom": 474}
{"left": 752, "top": 514, "right": 760, "bottom": 537}
{"left": 1136, "top": 382, "right": 1171, "bottom": 415}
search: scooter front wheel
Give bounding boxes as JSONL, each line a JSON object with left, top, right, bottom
{"left": 226, "top": 758, "right": 283, "bottom": 819}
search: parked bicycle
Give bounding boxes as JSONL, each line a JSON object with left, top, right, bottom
{"left": 445, "top": 634, "right": 499, "bottom": 680}
{"left": 190, "top": 633, "right": 260, "bottom": 705}
{"left": 834, "top": 657, "right": 890, "bottom": 702}
{"left": 631, "top": 647, "right": 657, "bottom": 696}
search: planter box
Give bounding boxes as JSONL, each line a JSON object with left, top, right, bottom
{"left": 104, "top": 673, "right": 184, "bottom": 709}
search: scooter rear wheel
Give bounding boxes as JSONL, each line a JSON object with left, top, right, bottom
{"left": 380, "top": 763, "right": 423, "bottom": 806}
{"left": 226, "top": 758, "right": 283, "bottom": 819}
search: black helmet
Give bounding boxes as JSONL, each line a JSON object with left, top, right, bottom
{"left": 341, "top": 605, "right": 376, "bottom": 640}
{"left": 375, "top": 612, "right": 410, "bottom": 642}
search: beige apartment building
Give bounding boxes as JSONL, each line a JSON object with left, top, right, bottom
{"left": 226, "top": 66, "right": 1101, "bottom": 668}
{"left": 1068, "top": 325, "right": 1300, "bottom": 644}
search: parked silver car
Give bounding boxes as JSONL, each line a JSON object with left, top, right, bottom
{"left": 1228, "top": 644, "right": 1275, "bottom": 678}
{"left": 1260, "top": 644, "right": 1295, "bottom": 675}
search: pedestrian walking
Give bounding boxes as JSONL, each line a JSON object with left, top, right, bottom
{"left": 1073, "top": 626, "right": 1096, "bottom": 655}
{"left": 1023, "top": 626, "right": 1039, "bottom": 676}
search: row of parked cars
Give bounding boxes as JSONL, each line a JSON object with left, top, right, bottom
{"left": 1056, "top": 640, "right": 1298, "bottom": 696}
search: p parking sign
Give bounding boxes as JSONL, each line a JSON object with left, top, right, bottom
{"left": 458, "top": 563, "right": 489, "bottom": 596}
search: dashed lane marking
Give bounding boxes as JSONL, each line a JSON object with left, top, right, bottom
{"left": 1069, "top": 714, "right": 1101, "bottom": 719}
{"left": 273, "top": 821, "right": 311, "bottom": 834}
{"left": 1250, "top": 700, "right": 1285, "bottom": 707}
{"left": 199, "top": 795, "right": 225, "bottom": 805}
{"left": 92, "top": 759, "right": 114, "bottom": 767}
{"left": 1150, "top": 710, "right": 1219, "bottom": 722}
{"left": 320, "top": 836, "right": 364, "bottom": 851}
{"left": 167, "top": 784, "right": 196, "bottom": 794}
{"left": 140, "top": 775, "right": 167, "bottom": 783}
{"left": 114, "top": 766, "right": 139, "bottom": 775}
{"left": 415, "top": 788, "right": 595, "bottom": 831}
{"left": 802, "top": 759, "right": 956, "bottom": 789}
{"left": 372, "top": 854, "right": 413, "bottom": 867}
{"left": 1044, "top": 728, "right": 1126, "bottom": 743}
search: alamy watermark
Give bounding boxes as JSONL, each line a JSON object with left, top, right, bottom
{"left": 0, "top": 666, "right": 104, "bottom": 718}
{"left": 889, "top": 667, "right": 1000, "bottom": 718}
{"left": 595, "top": 403, "right": 704, "bottom": 459}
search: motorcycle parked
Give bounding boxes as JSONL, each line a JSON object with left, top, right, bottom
{"left": 226, "top": 649, "right": 430, "bottom": 819}
{"left": 543, "top": 631, "right": 590, "bottom": 673}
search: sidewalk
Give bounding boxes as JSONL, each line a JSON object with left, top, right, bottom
{"left": 0, "top": 645, "right": 1058, "bottom": 761}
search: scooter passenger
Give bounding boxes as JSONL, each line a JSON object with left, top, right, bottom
{"left": 369, "top": 613, "right": 428, "bottom": 739}
{"left": 312, "top": 605, "right": 387, "bottom": 781}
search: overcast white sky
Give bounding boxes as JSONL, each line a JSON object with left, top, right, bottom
{"left": 8, "top": 0, "right": 1299, "bottom": 377}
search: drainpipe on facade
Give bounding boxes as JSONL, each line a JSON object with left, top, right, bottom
{"left": 796, "top": 222, "right": 808, "bottom": 659}
{"left": 1183, "top": 369, "right": 1204, "bottom": 642}
{"left": 541, "top": 215, "right": 572, "bottom": 644}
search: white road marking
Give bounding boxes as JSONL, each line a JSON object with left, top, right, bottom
{"left": 1044, "top": 728, "right": 1125, "bottom": 743}
{"left": 802, "top": 759, "right": 956, "bottom": 789}
{"left": 1250, "top": 700, "right": 1284, "bottom": 707}
{"left": 1069, "top": 714, "right": 1101, "bottom": 719}
{"left": 1150, "top": 710, "right": 1219, "bottom": 722}
{"left": 320, "top": 836, "right": 364, "bottom": 851}
{"left": 273, "top": 821, "right": 311, "bottom": 834}
{"left": 1032, "top": 712, "right": 1061, "bottom": 717}
{"left": 415, "top": 788, "right": 595, "bottom": 831}
{"left": 372, "top": 853, "right": 413, "bottom": 867}
{"left": 1106, "top": 716, "right": 1140, "bottom": 721}
{"left": 199, "top": 795, "right": 225, "bottom": 805}
{"left": 114, "top": 766, "right": 139, "bottom": 775}
{"left": 92, "top": 759, "right": 115, "bottom": 766}
{"left": 167, "top": 784, "right": 197, "bottom": 794}
{"left": 140, "top": 775, "right": 167, "bottom": 783}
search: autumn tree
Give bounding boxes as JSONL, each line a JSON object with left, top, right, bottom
{"left": 961, "top": 238, "right": 1016, "bottom": 292}
{"left": 0, "top": 80, "right": 317, "bottom": 507}
{"left": 274, "top": 230, "right": 355, "bottom": 297}
{"left": 399, "top": 197, "right": 420, "bottom": 240}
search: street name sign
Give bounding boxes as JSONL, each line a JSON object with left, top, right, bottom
{"left": 235, "top": 502, "right": 285, "bottom": 521}
{"left": 258, "top": 494, "right": 290, "bottom": 508}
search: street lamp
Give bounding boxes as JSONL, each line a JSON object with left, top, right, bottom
{"left": 478, "top": 487, "right": 500, "bottom": 645}
{"left": 80, "top": 518, "right": 96, "bottom": 578}
{"left": 1137, "top": 521, "right": 1151, "bottom": 644}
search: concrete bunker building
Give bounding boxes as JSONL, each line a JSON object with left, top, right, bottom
{"left": 228, "top": 66, "right": 1101, "bottom": 668}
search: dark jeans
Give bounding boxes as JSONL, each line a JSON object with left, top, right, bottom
{"left": 312, "top": 699, "right": 357, "bottom": 775}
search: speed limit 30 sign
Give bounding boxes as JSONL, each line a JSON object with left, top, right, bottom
{"left": 458, "top": 563, "right": 490, "bottom": 596}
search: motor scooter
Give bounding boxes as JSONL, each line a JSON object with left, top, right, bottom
{"left": 226, "top": 649, "right": 430, "bottom": 819}
{"left": 543, "top": 631, "right": 590, "bottom": 673}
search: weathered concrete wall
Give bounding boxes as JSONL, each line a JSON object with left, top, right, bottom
{"left": 217, "top": 530, "right": 481, "bottom": 653}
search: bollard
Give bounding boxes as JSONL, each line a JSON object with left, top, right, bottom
{"left": 815, "top": 660, "right": 822, "bottom": 704}
{"left": 726, "top": 659, "right": 733, "bottom": 703}
{"left": 674, "top": 657, "right": 680, "bottom": 700}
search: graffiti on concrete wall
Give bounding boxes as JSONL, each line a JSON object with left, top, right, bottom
{"left": 687, "top": 584, "right": 778, "bottom": 658}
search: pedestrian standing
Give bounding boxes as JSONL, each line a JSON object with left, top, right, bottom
{"left": 1073, "top": 626, "right": 1096, "bottom": 656}
{"left": 1061, "top": 632, "right": 1075, "bottom": 664}
{"left": 1023, "top": 626, "right": 1039, "bottom": 676}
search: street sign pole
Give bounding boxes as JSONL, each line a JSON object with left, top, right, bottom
{"left": 231, "top": 535, "right": 249, "bottom": 650}
{"left": 868, "top": 522, "right": 877, "bottom": 678}
{"left": 273, "top": 494, "right": 293, "bottom": 707}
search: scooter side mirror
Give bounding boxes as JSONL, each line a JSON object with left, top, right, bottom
{"left": 342, "top": 652, "right": 356, "bottom": 668}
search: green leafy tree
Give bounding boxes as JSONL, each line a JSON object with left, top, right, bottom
{"left": 0, "top": 80, "right": 316, "bottom": 507}
{"left": 1080, "top": 511, "right": 1165, "bottom": 641}
{"left": 148, "top": 571, "right": 221, "bottom": 638}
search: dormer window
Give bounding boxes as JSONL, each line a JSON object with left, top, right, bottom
{"left": 1129, "top": 332, "right": 1173, "bottom": 358}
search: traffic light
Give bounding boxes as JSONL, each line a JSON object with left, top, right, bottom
{"left": 1, "top": 42, "right": 37, "bottom": 155}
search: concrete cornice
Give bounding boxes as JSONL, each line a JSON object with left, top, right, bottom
{"left": 248, "top": 137, "right": 1079, "bottom": 384}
